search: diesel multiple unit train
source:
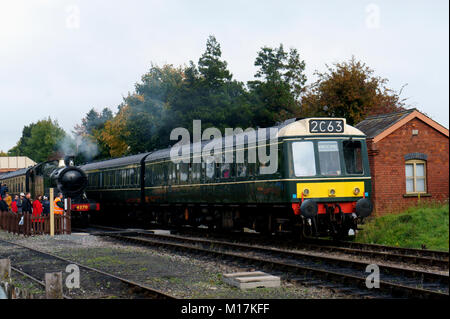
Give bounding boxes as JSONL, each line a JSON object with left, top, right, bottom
{"left": 80, "top": 118, "right": 373, "bottom": 238}
{"left": 0, "top": 157, "right": 99, "bottom": 224}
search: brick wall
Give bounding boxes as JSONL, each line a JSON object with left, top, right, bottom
{"left": 367, "top": 118, "right": 449, "bottom": 215}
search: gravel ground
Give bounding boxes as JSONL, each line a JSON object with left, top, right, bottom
{"left": 0, "top": 230, "right": 352, "bottom": 299}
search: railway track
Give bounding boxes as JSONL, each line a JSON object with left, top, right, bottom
{"left": 10, "top": 265, "right": 72, "bottom": 299}
{"left": 87, "top": 224, "right": 449, "bottom": 270}
{"left": 168, "top": 227, "right": 449, "bottom": 269}
{"left": 0, "top": 238, "right": 175, "bottom": 299}
{"left": 85, "top": 226, "right": 448, "bottom": 299}
{"left": 307, "top": 237, "right": 449, "bottom": 261}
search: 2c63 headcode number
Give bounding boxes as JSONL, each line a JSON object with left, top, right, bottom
{"left": 309, "top": 119, "right": 344, "bottom": 133}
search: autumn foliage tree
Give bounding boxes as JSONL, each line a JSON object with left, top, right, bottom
{"left": 8, "top": 118, "right": 68, "bottom": 162}
{"left": 100, "top": 105, "right": 131, "bottom": 157}
{"left": 301, "top": 57, "right": 405, "bottom": 125}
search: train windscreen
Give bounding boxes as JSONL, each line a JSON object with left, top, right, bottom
{"left": 318, "top": 141, "right": 341, "bottom": 176}
{"left": 292, "top": 141, "right": 316, "bottom": 177}
{"left": 343, "top": 141, "right": 363, "bottom": 174}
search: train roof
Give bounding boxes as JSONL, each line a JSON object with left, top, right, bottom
{"left": 79, "top": 153, "right": 148, "bottom": 171}
{"left": 278, "top": 118, "right": 365, "bottom": 138}
{"left": 0, "top": 167, "right": 31, "bottom": 180}
{"left": 80, "top": 118, "right": 366, "bottom": 170}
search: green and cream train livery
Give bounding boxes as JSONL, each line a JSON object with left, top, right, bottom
{"left": 283, "top": 118, "right": 373, "bottom": 237}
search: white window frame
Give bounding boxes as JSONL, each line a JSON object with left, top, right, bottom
{"left": 405, "top": 159, "right": 427, "bottom": 194}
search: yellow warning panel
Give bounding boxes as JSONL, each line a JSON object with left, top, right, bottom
{"left": 297, "top": 181, "right": 365, "bottom": 198}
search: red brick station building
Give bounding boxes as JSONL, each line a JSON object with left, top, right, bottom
{"left": 356, "top": 109, "right": 449, "bottom": 215}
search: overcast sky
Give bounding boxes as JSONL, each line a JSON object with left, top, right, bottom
{"left": 0, "top": 0, "right": 448, "bottom": 152}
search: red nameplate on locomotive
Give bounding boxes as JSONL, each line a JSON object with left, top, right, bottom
{"left": 72, "top": 204, "right": 90, "bottom": 211}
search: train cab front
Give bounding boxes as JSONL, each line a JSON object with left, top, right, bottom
{"left": 284, "top": 118, "right": 373, "bottom": 238}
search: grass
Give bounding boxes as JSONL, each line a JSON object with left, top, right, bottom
{"left": 355, "top": 203, "right": 449, "bottom": 251}
{"left": 85, "top": 255, "right": 125, "bottom": 268}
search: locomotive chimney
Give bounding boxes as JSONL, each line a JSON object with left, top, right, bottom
{"left": 64, "top": 155, "right": 75, "bottom": 167}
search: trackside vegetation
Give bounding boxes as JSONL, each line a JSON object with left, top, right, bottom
{"left": 355, "top": 203, "right": 449, "bottom": 251}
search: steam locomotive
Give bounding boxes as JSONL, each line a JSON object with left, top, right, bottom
{"left": 81, "top": 118, "right": 373, "bottom": 238}
{"left": 0, "top": 156, "right": 99, "bottom": 225}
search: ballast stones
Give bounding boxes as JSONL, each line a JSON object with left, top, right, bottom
{"left": 223, "top": 271, "right": 280, "bottom": 289}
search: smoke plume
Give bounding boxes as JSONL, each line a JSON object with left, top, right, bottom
{"left": 58, "top": 134, "right": 99, "bottom": 163}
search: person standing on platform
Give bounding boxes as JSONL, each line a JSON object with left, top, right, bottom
{"left": 11, "top": 195, "right": 19, "bottom": 213}
{"left": 32, "top": 195, "right": 43, "bottom": 223}
{"left": 22, "top": 192, "right": 32, "bottom": 214}
{"left": 3, "top": 193, "right": 12, "bottom": 210}
{"left": 0, "top": 184, "right": 8, "bottom": 198}
{"left": 54, "top": 193, "right": 66, "bottom": 233}
{"left": 0, "top": 196, "right": 8, "bottom": 213}
{"left": 42, "top": 196, "right": 50, "bottom": 216}
{"left": 53, "top": 193, "right": 65, "bottom": 215}
{"left": 17, "top": 193, "right": 25, "bottom": 213}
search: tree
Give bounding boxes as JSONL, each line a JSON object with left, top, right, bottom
{"left": 301, "top": 57, "right": 405, "bottom": 125}
{"left": 77, "top": 108, "right": 113, "bottom": 136}
{"left": 100, "top": 105, "right": 131, "bottom": 157}
{"left": 121, "top": 64, "right": 185, "bottom": 153}
{"left": 248, "top": 44, "right": 307, "bottom": 127}
{"left": 8, "top": 118, "right": 68, "bottom": 162}
{"left": 73, "top": 107, "right": 113, "bottom": 161}
{"left": 8, "top": 124, "right": 34, "bottom": 157}
{"left": 198, "top": 35, "right": 232, "bottom": 88}
{"left": 164, "top": 36, "right": 250, "bottom": 145}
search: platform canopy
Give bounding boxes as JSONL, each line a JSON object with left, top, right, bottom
{"left": 0, "top": 156, "right": 36, "bottom": 173}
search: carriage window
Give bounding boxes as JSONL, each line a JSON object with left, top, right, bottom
{"left": 343, "top": 141, "right": 363, "bottom": 174}
{"left": 205, "top": 161, "right": 215, "bottom": 180}
{"left": 144, "top": 165, "right": 151, "bottom": 185}
{"left": 292, "top": 141, "right": 316, "bottom": 177}
{"left": 168, "top": 162, "right": 175, "bottom": 182}
{"left": 121, "top": 170, "right": 127, "bottom": 186}
{"left": 106, "top": 172, "right": 110, "bottom": 186}
{"left": 159, "top": 164, "right": 165, "bottom": 185}
{"left": 237, "top": 162, "right": 247, "bottom": 177}
{"left": 104, "top": 172, "right": 108, "bottom": 187}
{"left": 318, "top": 141, "right": 341, "bottom": 176}
{"left": 180, "top": 163, "right": 188, "bottom": 182}
{"left": 152, "top": 165, "right": 159, "bottom": 185}
{"left": 131, "top": 168, "right": 136, "bottom": 185}
{"left": 115, "top": 171, "right": 120, "bottom": 186}
{"left": 192, "top": 163, "right": 201, "bottom": 182}
{"left": 136, "top": 169, "right": 140, "bottom": 185}
{"left": 221, "top": 163, "right": 231, "bottom": 179}
{"left": 188, "top": 163, "right": 193, "bottom": 181}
